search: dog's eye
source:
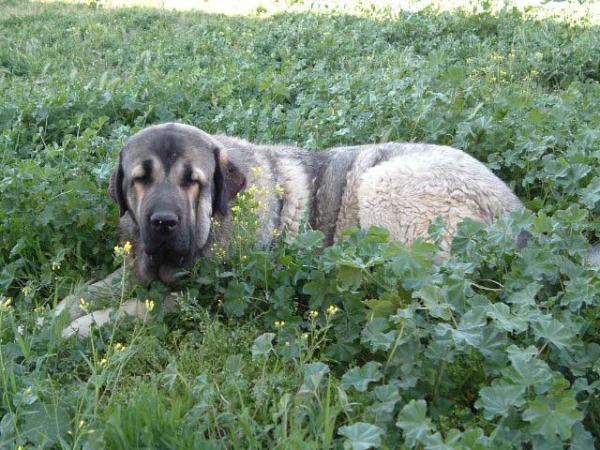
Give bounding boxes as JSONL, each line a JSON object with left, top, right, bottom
{"left": 133, "top": 175, "right": 151, "bottom": 186}
{"left": 182, "top": 179, "right": 200, "bottom": 189}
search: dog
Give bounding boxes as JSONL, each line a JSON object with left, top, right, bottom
{"left": 56, "top": 122, "right": 524, "bottom": 337}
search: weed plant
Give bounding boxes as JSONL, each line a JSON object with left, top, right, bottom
{"left": 1, "top": 0, "right": 600, "bottom": 448}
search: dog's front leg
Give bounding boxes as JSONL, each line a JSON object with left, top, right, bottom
{"left": 61, "top": 294, "right": 178, "bottom": 338}
{"left": 55, "top": 269, "right": 125, "bottom": 322}
{"left": 61, "top": 298, "right": 145, "bottom": 338}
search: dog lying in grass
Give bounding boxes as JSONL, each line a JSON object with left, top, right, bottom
{"left": 57, "top": 122, "right": 524, "bottom": 337}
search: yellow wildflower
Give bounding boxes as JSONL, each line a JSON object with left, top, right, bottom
{"left": 275, "top": 320, "right": 285, "bottom": 328}
{"left": 327, "top": 305, "right": 341, "bottom": 316}
{"left": 274, "top": 184, "right": 285, "bottom": 196}
{"left": 0, "top": 297, "right": 12, "bottom": 309}
{"left": 114, "top": 241, "right": 132, "bottom": 257}
{"left": 145, "top": 299, "right": 155, "bottom": 311}
{"left": 309, "top": 310, "right": 319, "bottom": 319}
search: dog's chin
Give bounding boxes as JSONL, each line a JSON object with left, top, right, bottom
{"left": 157, "top": 264, "right": 185, "bottom": 285}
{"left": 139, "top": 246, "right": 194, "bottom": 286}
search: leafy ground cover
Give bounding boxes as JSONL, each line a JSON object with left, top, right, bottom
{"left": 1, "top": 0, "right": 600, "bottom": 448}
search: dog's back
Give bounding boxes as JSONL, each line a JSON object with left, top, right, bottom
{"left": 308, "top": 143, "right": 523, "bottom": 250}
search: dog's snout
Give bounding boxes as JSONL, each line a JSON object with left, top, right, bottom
{"left": 150, "top": 211, "right": 179, "bottom": 233}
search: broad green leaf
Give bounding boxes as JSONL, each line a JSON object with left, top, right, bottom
{"left": 327, "top": 341, "right": 361, "bottom": 363}
{"left": 502, "top": 346, "right": 553, "bottom": 392}
{"left": 342, "top": 362, "right": 382, "bottom": 392}
{"left": 20, "top": 403, "right": 71, "bottom": 447}
{"left": 532, "top": 213, "right": 553, "bottom": 234}
{"left": 0, "top": 413, "right": 15, "bottom": 438}
{"left": 561, "top": 278, "right": 597, "bottom": 311}
{"left": 339, "top": 422, "right": 385, "bottom": 450}
{"left": 579, "top": 176, "right": 600, "bottom": 208}
{"left": 251, "top": 333, "right": 275, "bottom": 360}
{"left": 422, "top": 430, "right": 464, "bottom": 449}
{"left": 364, "top": 291, "right": 407, "bottom": 317}
{"left": 450, "top": 217, "right": 487, "bottom": 254}
{"left": 396, "top": 400, "right": 434, "bottom": 448}
{"left": 300, "top": 362, "right": 330, "bottom": 393}
{"left": 224, "top": 354, "right": 245, "bottom": 375}
{"left": 363, "top": 298, "right": 398, "bottom": 317}
{"left": 337, "top": 266, "right": 363, "bottom": 291}
{"left": 523, "top": 397, "right": 583, "bottom": 441}
{"left": 13, "top": 385, "right": 39, "bottom": 407}
{"left": 424, "top": 338, "right": 454, "bottom": 363}
{"left": 364, "top": 226, "right": 391, "bottom": 241}
{"left": 415, "top": 284, "right": 451, "bottom": 320}
{"left": 451, "top": 308, "right": 486, "bottom": 347}
{"left": 570, "top": 422, "right": 596, "bottom": 450}
{"left": 475, "top": 385, "right": 526, "bottom": 419}
{"left": 191, "top": 375, "right": 212, "bottom": 401}
{"left": 517, "top": 246, "right": 557, "bottom": 281}
{"left": 532, "top": 318, "right": 573, "bottom": 349}
{"left": 367, "top": 385, "right": 403, "bottom": 421}
{"left": 223, "top": 280, "right": 248, "bottom": 317}
{"left": 478, "top": 327, "right": 509, "bottom": 364}
{"left": 303, "top": 276, "right": 328, "bottom": 309}
{"left": 486, "top": 303, "right": 528, "bottom": 333}
{"left": 460, "top": 428, "right": 490, "bottom": 449}
{"left": 161, "top": 362, "right": 179, "bottom": 391}
{"left": 361, "top": 318, "right": 397, "bottom": 351}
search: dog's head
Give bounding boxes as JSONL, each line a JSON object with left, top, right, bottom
{"left": 109, "top": 123, "right": 246, "bottom": 284}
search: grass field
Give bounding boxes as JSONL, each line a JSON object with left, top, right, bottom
{"left": 1, "top": 0, "right": 600, "bottom": 448}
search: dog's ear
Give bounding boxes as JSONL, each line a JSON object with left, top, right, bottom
{"left": 213, "top": 146, "right": 246, "bottom": 215}
{"left": 109, "top": 156, "right": 128, "bottom": 217}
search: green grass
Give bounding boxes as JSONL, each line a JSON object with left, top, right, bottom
{"left": 1, "top": 0, "right": 600, "bottom": 448}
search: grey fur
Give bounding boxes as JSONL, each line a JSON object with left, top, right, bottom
{"left": 57, "top": 122, "right": 526, "bottom": 337}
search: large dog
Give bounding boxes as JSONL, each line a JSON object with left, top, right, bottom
{"left": 57, "top": 122, "right": 523, "bottom": 337}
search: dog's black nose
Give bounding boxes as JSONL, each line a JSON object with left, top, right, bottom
{"left": 150, "top": 211, "right": 179, "bottom": 233}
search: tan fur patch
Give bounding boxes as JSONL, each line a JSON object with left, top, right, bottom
{"left": 278, "top": 158, "right": 310, "bottom": 237}
{"left": 335, "top": 149, "right": 380, "bottom": 238}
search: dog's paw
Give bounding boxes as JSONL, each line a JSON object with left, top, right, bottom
{"left": 62, "top": 309, "right": 113, "bottom": 339}
{"left": 60, "top": 296, "right": 179, "bottom": 338}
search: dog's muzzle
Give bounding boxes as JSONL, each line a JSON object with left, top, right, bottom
{"left": 150, "top": 211, "right": 179, "bottom": 234}
{"left": 142, "top": 210, "right": 191, "bottom": 267}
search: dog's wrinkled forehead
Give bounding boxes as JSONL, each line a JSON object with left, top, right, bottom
{"left": 121, "top": 123, "right": 218, "bottom": 173}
